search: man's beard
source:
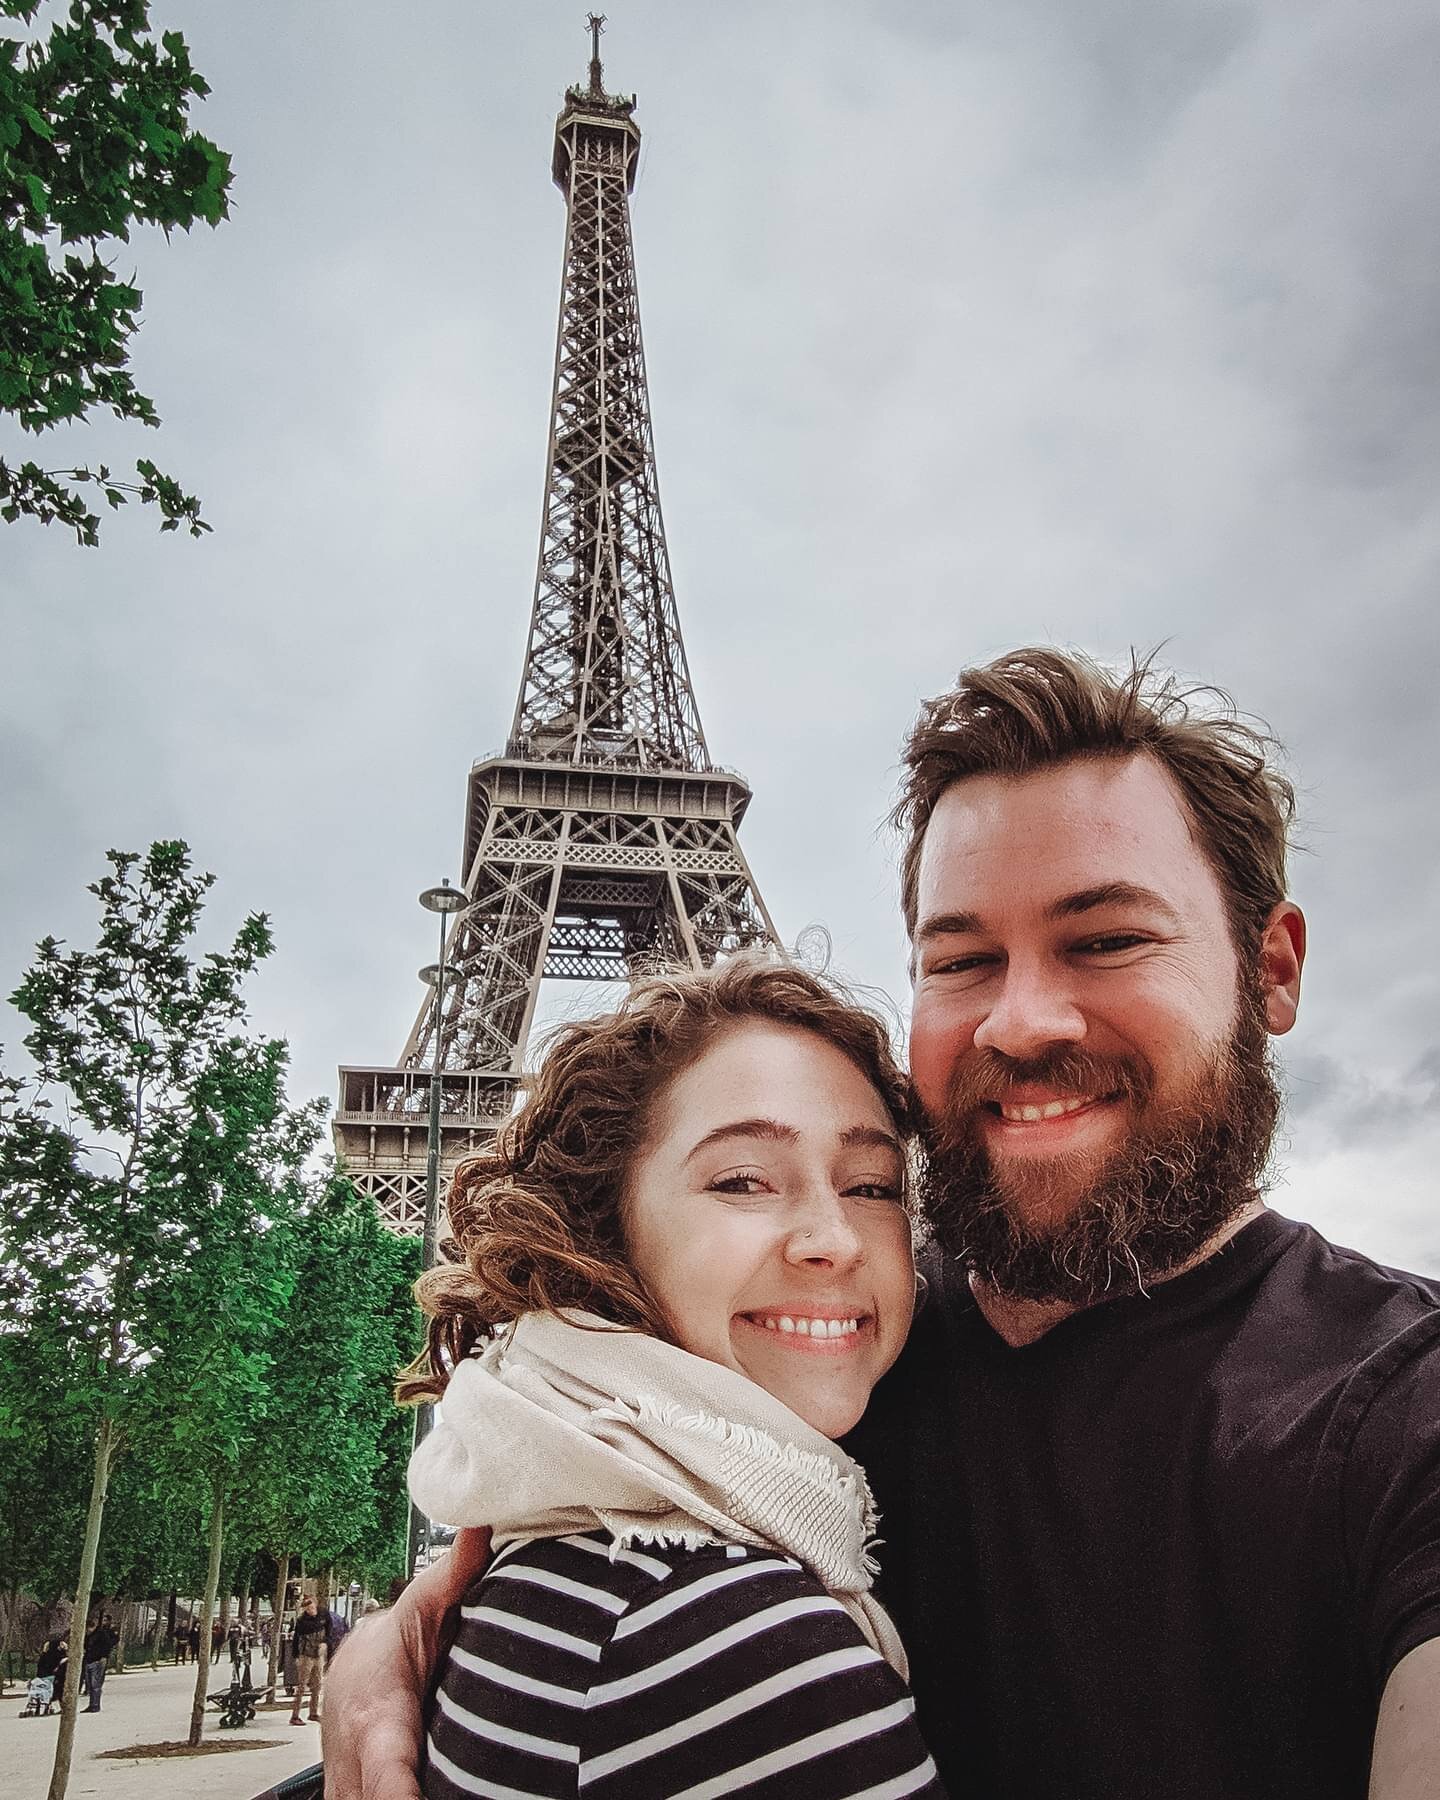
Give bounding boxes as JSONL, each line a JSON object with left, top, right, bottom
{"left": 917, "top": 990, "right": 1281, "bottom": 1306}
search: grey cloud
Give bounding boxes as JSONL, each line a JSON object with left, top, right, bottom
{"left": 1282, "top": 1048, "right": 1440, "bottom": 1148}
{"left": 2, "top": 0, "right": 1437, "bottom": 1276}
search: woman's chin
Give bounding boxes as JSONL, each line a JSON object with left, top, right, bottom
{"left": 772, "top": 1381, "right": 867, "bottom": 1441}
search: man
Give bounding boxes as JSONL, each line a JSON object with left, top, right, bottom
{"left": 289, "top": 1592, "right": 332, "bottom": 1727}
{"left": 323, "top": 648, "right": 1440, "bottom": 1797}
{"left": 80, "top": 1612, "right": 117, "bottom": 1712}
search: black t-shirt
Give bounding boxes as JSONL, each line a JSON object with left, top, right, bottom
{"left": 848, "top": 1211, "right": 1440, "bottom": 1799}
{"left": 293, "top": 1609, "right": 331, "bottom": 1654}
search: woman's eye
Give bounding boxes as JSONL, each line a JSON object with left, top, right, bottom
{"left": 846, "top": 1181, "right": 904, "bottom": 1202}
{"left": 708, "top": 1172, "right": 769, "bottom": 1196}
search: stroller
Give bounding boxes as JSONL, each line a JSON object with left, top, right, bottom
{"left": 22, "top": 1674, "right": 55, "bottom": 1716}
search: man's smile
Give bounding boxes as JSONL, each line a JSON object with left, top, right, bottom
{"left": 993, "top": 1095, "right": 1100, "bottom": 1122}
{"left": 978, "top": 1090, "right": 1126, "bottom": 1150}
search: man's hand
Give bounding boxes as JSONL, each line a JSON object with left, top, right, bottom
{"left": 322, "top": 1528, "right": 491, "bottom": 1800}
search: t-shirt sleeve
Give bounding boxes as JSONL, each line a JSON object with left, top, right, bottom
{"left": 1343, "top": 1317, "right": 1440, "bottom": 1691}
{"left": 578, "top": 1554, "right": 948, "bottom": 1798}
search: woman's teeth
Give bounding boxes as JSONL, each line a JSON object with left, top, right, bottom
{"left": 998, "top": 1096, "right": 1094, "bottom": 1122}
{"left": 754, "top": 1315, "right": 860, "bottom": 1337}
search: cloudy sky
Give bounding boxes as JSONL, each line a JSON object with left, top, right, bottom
{"left": 3, "top": 0, "right": 1437, "bottom": 1271}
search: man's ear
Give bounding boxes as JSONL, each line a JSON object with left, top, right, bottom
{"left": 1257, "top": 901, "right": 1305, "bottom": 1035}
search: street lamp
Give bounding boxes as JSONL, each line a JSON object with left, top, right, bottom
{"left": 417, "top": 878, "right": 468, "bottom": 1273}
{"left": 407, "top": 878, "right": 468, "bottom": 1580}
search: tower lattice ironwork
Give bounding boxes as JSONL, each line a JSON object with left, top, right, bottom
{"left": 336, "top": 23, "right": 779, "bottom": 1234}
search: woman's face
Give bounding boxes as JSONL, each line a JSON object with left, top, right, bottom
{"left": 622, "top": 1020, "right": 916, "bottom": 1438}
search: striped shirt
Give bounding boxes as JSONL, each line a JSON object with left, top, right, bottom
{"left": 423, "top": 1530, "right": 947, "bottom": 1799}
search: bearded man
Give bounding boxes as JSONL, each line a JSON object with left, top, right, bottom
{"left": 849, "top": 648, "right": 1439, "bottom": 1799}
{"left": 320, "top": 648, "right": 1439, "bottom": 1800}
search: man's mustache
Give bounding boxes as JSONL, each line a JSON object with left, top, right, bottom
{"left": 930, "top": 1046, "right": 1154, "bottom": 1138}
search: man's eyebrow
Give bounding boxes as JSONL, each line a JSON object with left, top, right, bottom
{"left": 1047, "top": 882, "right": 1182, "bottom": 926}
{"left": 914, "top": 910, "right": 984, "bottom": 942}
{"left": 684, "top": 1119, "right": 902, "bottom": 1163}
{"left": 916, "top": 884, "right": 1181, "bottom": 942}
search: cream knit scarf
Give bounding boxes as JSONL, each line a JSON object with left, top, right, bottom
{"left": 408, "top": 1310, "right": 909, "bottom": 1678}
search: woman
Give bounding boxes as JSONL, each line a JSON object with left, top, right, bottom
{"left": 31, "top": 1635, "right": 66, "bottom": 1715}
{"left": 403, "top": 953, "right": 947, "bottom": 1799}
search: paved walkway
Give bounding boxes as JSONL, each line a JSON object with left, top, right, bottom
{"left": 1, "top": 1658, "right": 321, "bottom": 1799}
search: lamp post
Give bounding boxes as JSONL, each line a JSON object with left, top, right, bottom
{"left": 406, "top": 878, "right": 468, "bottom": 1580}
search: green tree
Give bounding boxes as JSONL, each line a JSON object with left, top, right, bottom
{"left": 134, "top": 1033, "right": 322, "bottom": 1744}
{"left": 233, "top": 1179, "right": 420, "bottom": 1692}
{"left": 0, "top": 1308, "right": 92, "bottom": 1678}
{"left": 0, "top": 1, "right": 231, "bottom": 544}
{"left": 0, "top": 841, "right": 272, "bottom": 1799}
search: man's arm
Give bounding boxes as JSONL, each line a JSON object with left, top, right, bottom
{"left": 1370, "top": 1638, "right": 1440, "bottom": 1800}
{"left": 321, "top": 1528, "right": 489, "bottom": 1800}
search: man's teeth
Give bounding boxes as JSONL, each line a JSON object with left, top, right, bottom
{"left": 756, "top": 1316, "right": 860, "bottom": 1337}
{"left": 998, "top": 1096, "right": 1094, "bottom": 1123}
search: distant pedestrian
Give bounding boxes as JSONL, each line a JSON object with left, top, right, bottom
{"left": 81, "top": 1614, "right": 118, "bottom": 1713}
{"left": 288, "top": 1595, "right": 333, "bottom": 1726}
{"left": 211, "top": 1617, "right": 225, "bottom": 1663}
{"left": 187, "top": 1620, "right": 200, "bottom": 1662}
{"left": 35, "top": 1635, "right": 67, "bottom": 1712}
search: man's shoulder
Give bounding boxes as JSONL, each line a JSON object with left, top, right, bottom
{"left": 1257, "top": 1214, "right": 1440, "bottom": 1356}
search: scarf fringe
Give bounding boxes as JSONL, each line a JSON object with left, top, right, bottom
{"left": 596, "top": 1392, "right": 883, "bottom": 1579}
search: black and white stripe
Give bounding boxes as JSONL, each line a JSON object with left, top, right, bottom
{"left": 423, "top": 1530, "right": 945, "bottom": 1799}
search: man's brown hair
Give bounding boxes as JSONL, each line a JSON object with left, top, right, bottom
{"left": 894, "top": 647, "right": 1296, "bottom": 955}
{"left": 399, "top": 950, "right": 911, "bottom": 1404}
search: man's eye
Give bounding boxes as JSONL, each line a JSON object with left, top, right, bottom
{"left": 927, "top": 953, "right": 995, "bottom": 976}
{"left": 1079, "top": 933, "right": 1149, "bottom": 954}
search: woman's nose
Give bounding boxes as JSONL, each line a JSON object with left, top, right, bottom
{"left": 783, "top": 1192, "right": 866, "bottom": 1269}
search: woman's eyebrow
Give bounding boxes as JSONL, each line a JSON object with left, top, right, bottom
{"left": 840, "top": 1125, "right": 904, "bottom": 1155}
{"left": 684, "top": 1118, "right": 800, "bottom": 1164}
{"left": 683, "top": 1119, "right": 902, "bottom": 1164}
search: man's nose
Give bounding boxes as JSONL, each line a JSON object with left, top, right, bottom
{"left": 971, "top": 960, "right": 1086, "bottom": 1060}
{"left": 784, "top": 1190, "right": 866, "bottom": 1270}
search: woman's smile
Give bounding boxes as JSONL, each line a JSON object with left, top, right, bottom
{"left": 736, "top": 1310, "right": 872, "bottom": 1349}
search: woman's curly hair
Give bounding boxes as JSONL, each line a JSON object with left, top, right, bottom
{"left": 398, "top": 950, "right": 912, "bottom": 1403}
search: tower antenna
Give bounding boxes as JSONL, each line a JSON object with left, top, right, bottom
{"left": 587, "top": 13, "right": 606, "bottom": 97}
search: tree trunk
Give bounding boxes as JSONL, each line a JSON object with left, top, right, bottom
{"left": 46, "top": 1413, "right": 116, "bottom": 1800}
{"left": 266, "top": 1552, "right": 288, "bottom": 1698}
{"left": 148, "top": 1597, "right": 165, "bottom": 1670}
{"left": 0, "top": 1579, "right": 22, "bottom": 1695}
{"left": 187, "top": 1479, "right": 225, "bottom": 1748}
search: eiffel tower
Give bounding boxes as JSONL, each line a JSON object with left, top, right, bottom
{"left": 336, "top": 20, "right": 779, "bottom": 1235}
